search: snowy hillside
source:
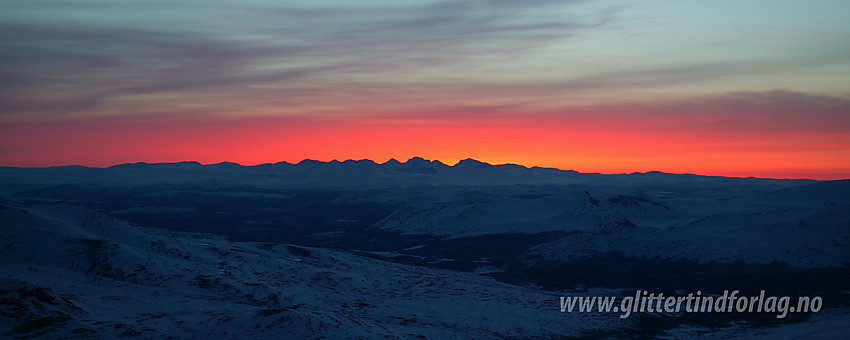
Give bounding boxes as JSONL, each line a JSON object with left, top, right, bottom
{"left": 1, "top": 202, "right": 621, "bottom": 339}
{"left": 1, "top": 159, "right": 848, "bottom": 338}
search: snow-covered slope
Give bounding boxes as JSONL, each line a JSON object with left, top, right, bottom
{"left": 370, "top": 181, "right": 850, "bottom": 267}
{"left": 1, "top": 161, "right": 848, "bottom": 338}
{"left": 0, "top": 202, "right": 620, "bottom": 339}
{"left": 515, "top": 188, "right": 850, "bottom": 267}
{"left": 2, "top": 160, "right": 846, "bottom": 268}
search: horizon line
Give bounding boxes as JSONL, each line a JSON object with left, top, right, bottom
{"left": 1, "top": 157, "right": 844, "bottom": 181}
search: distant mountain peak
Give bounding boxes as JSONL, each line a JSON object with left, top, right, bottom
{"left": 343, "top": 159, "right": 377, "bottom": 165}
{"left": 397, "top": 157, "right": 449, "bottom": 174}
{"left": 174, "top": 161, "right": 203, "bottom": 166}
{"left": 454, "top": 158, "right": 490, "bottom": 167}
{"left": 297, "top": 159, "right": 322, "bottom": 166}
{"left": 210, "top": 161, "right": 241, "bottom": 167}
{"left": 405, "top": 157, "right": 430, "bottom": 164}
{"left": 110, "top": 162, "right": 151, "bottom": 168}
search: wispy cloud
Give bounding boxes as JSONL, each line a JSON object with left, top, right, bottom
{"left": 0, "top": 0, "right": 612, "bottom": 119}
{"left": 2, "top": 0, "right": 849, "bottom": 121}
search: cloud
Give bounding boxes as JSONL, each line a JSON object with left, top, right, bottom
{"left": 338, "top": 90, "right": 850, "bottom": 152}
{"left": 0, "top": 0, "right": 611, "bottom": 119}
{"left": 631, "top": 90, "right": 850, "bottom": 134}
{"left": 1, "top": 0, "right": 848, "bottom": 124}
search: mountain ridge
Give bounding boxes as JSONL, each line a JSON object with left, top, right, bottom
{"left": 0, "top": 157, "right": 829, "bottom": 181}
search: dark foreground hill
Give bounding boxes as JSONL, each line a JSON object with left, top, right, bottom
{"left": 2, "top": 159, "right": 849, "bottom": 338}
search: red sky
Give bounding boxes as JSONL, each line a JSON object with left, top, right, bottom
{"left": 3, "top": 96, "right": 848, "bottom": 180}
{"left": 1, "top": 1, "right": 849, "bottom": 180}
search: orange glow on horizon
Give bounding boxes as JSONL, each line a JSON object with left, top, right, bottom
{"left": 1, "top": 115, "right": 847, "bottom": 180}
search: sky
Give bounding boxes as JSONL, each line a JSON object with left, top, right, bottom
{"left": 1, "top": 0, "right": 849, "bottom": 179}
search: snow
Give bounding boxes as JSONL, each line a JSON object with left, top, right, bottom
{"left": 0, "top": 202, "right": 622, "bottom": 339}
{"left": 1, "top": 159, "right": 847, "bottom": 338}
